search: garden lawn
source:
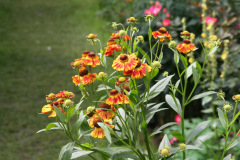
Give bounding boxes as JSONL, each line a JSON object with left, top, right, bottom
{"left": 0, "top": 0, "right": 110, "bottom": 159}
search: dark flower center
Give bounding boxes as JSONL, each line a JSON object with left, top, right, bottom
{"left": 51, "top": 101, "right": 59, "bottom": 107}
{"left": 88, "top": 52, "right": 95, "bottom": 57}
{"left": 100, "top": 101, "right": 111, "bottom": 109}
{"left": 183, "top": 39, "right": 191, "bottom": 44}
{"left": 120, "top": 54, "right": 128, "bottom": 62}
{"left": 93, "top": 117, "right": 102, "bottom": 128}
{"left": 110, "top": 89, "right": 119, "bottom": 96}
{"left": 79, "top": 67, "right": 89, "bottom": 76}
{"left": 135, "top": 58, "right": 142, "bottom": 68}
{"left": 158, "top": 27, "right": 167, "bottom": 34}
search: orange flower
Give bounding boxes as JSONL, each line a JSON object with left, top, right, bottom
{"left": 124, "top": 59, "right": 152, "bottom": 79}
{"left": 104, "top": 44, "right": 122, "bottom": 56}
{"left": 46, "top": 93, "right": 57, "bottom": 102}
{"left": 120, "top": 85, "right": 130, "bottom": 94}
{"left": 72, "top": 74, "right": 97, "bottom": 86}
{"left": 107, "top": 39, "right": 117, "bottom": 46}
{"left": 41, "top": 102, "right": 65, "bottom": 118}
{"left": 176, "top": 39, "right": 196, "bottom": 54}
{"left": 112, "top": 53, "right": 138, "bottom": 72}
{"left": 57, "top": 91, "right": 75, "bottom": 99}
{"left": 106, "top": 89, "right": 129, "bottom": 105}
{"left": 111, "top": 32, "right": 130, "bottom": 41}
{"left": 57, "top": 98, "right": 65, "bottom": 104}
{"left": 115, "top": 77, "right": 129, "bottom": 85}
{"left": 152, "top": 27, "right": 171, "bottom": 42}
{"left": 84, "top": 52, "right": 100, "bottom": 67}
{"left": 72, "top": 51, "right": 90, "bottom": 66}
{"left": 97, "top": 101, "right": 116, "bottom": 120}
{"left": 90, "top": 116, "right": 114, "bottom": 139}
{"left": 86, "top": 33, "right": 97, "bottom": 39}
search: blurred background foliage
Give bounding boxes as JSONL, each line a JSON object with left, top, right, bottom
{"left": 1, "top": 0, "right": 240, "bottom": 159}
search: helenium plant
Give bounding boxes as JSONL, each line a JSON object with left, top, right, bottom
{"left": 37, "top": 15, "right": 238, "bottom": 160}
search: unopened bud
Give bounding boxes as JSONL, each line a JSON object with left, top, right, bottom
{"left": 179, "top": 143, "right": 187, "bottom": 150}
{"left": 163, "top": 71, "right": 168, "bottom": 77}
{"left": 64, "top": 99, "right": 72, "bottom": 106}
{"left": 168, "top": 41, "right": 176, "bottom": 48}
{"left": 119, "top": 30, "right": 127, "bottom": 37}
{"left": 223, "top": 104, "right": 232, "bottom": 112}
{"left": 152, "top": 61, "right": 161, "bottom": 68}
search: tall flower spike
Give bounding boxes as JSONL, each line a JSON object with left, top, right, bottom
{"left": 176, "top": 39, "right": 196, "bottom": 54}
{"left": 106, "top": 89, "right": 129, "bottom": 105}
{"left": 112, "top": 53, "right": 138, "bottom": 72}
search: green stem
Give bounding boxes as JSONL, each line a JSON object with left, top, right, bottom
{"left": 133, "top": 79, "right": 139, "bottom": 96}
{"left": 154, "top": 41, "right": 160, "bottom": 61}
{"left": 157, "top": 43, "right": 164, "bottom": 62}
{"left": 102, "top": 79, "right": 109, "bottom": 96}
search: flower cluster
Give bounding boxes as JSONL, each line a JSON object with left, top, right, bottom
{"left": 42, "top": 91, "right": 74, "bottom": 117}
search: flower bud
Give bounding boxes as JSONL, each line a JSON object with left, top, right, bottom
{"left": 164, "top": 146, "right": 170, "bottom": 149}
{"left": 127, "top": 17, "right": 137, "bottom": 22}
{"left": 201, "top": 33, "right": 206, "bottom": 38}
{"left": 119, "top": 30, "right": 127, "bottom": 37}
{"left": 223, "top": 104, "right": 232, "bottom": 112}
{"left": 217, "top": 91, "right": 225, "bottom": 100}
{"left": 98, "top": 72, "right": 107, "bottom": 78}
{"left": 179, "top": 143, "right": 187, "bottom": 150}
{"left": 64, "top": 91, "right": 71, "bottom": 96}
{"left": 132, "top": 27, "right": 139, "bottom": 32}
{"left": 144, "top": 14, "right": 155, "bottom": 22}
{"left": 152, "top": 61, "right": 161, "bottom": 68}
{"left": 215, "top": 39, "right": 221, "bottom": 46}
{"left": 160, "top": 149, "right": 170, "bottom": 157}
{"left": 163, "top": 71, "right": 168, "bottom": 77}
{"left": 118, "top": 77, "right": 126, "bottom": 82}
{"left": 87, "top": 106, "right": 95, "bottom": 117}
{"left": 64, "top": 99, "right": 72, "bottom": 106}
{"left": 48, "top": 93, "right": 55, "bottom": 98}
{"left": 181, "top": 17, "right": 186, "bottom": 23}
{"left": 136, "top": 35, "right": 144, "bottom": 43}
{"left": 86, "top": 33, "right": 97, "bottom": 39}
{"left": 111, "top": 22, "right": 118, "bottom": 29}
{"left": 232, "top": 94, "right": 240, "bottom": 101}
{"left": 74, "top": 61, "right": 81, "bottom": 67}
{"left": 168, "top": 40, "right": 176, "bottom": 48}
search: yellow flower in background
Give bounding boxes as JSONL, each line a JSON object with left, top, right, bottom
{"left": 221, "top": 53, "right": 228, "bottom": 60}
{"left": 188, "top": 58, "right": 194, "bottom": 64}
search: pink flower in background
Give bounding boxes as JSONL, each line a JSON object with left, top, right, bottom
{"left": 205, "top": 16, "right": 217, "bottom": 24}
{"left": 144, "top": 1, "right": 162, "bottom": 16}
{"left": 162, "top": 18, "right": 171, "bottom": 26}
{"left": 175, "top": 115, "right": 181, "bottom": 123}
{"left": 166, "top": 12, "right": 170, "bottom": 17}
{"left": 163, "top": 8, "right": 167, "bottom": 13}
{"left": 238, "top": 132, "right": 240, "bottom": 137}
{"left": 170, "top": 137, "right": 178, "bottom": 144}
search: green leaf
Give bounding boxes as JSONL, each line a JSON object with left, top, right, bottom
{"left": 37, "top": 122, "right": 62, "bottom": 133}
{"left": 146, "top": 108, "right": 168, "bottom": 123}
{"left": 165, "top": 94, "right": 182, "bottom": 116}
{"left": 71, "top": 115, "right": 86, "bottom": 133}
{"left": 158, "top": 134, "right": 171, "bottom": 151}
{"left": 145, "top": 67, "right": 150, "bottom": 80}
{"left": 186, "top": 145, "right": 202, "bottom": 150}
{"left": 148, "top": 27, "right": 152, "bottom": 41}
{"left": 201, "top": 108, "right": 213, "bottom": 113}
{"left": 71, "top": 150, "right": 93, "bottom": 159}
{"left": 180, "top": 54, "right": 188, "bottom": 68}
{"left": 174, "top": 80, "right": 180, "bottom": 94}
{"left": 223, "top": 154, "right": 231, "bottom": 160}
{"left": 189, "top": 91, "right": 216, "bottom": 102}
{"left": 174, "top": 50, "right": 179, "bottom": 64}
{"left": 208, "top": 46, "right": 218, "bottom": 56}
{"left": 227, "top": 138, "right": 240, "bottom": 150}
{"left": 217, "top": 108, "right": 227, "bottom": 129}
{"left": 110, "top": 153, "right": 139, "bottom": 160}
{"left": 228, "top": 111, "right": 240, "bottom": 128}
{"left": 171, "top": 131, "right": 185, "bottom": 142}
{"left": 200, "top": 140, "right": 218, "bottom": 159}
{"left": 98, "top": 123, "right": 112, "bottom": 143}
{"left": 136, "top": 46, "right": 151, "bottom": 64}
{"left": 92, "top": 146, "right": 131, "bottom": 156}
{"left": 151, "top": 40, "right": 159, "bottom": 50}
{"left": 70, "top": 100, "right": 83, "bottom": 118}
{"left": 158, "top": 51, "right": 163, "bottom": 63}
{"left": 149, "top": 75, "right": 174, "bottom": 98}
{"left": 196, "top": 62, "right": 202, "bottom": 74}
{"left": 186, "top": 120, "right": 211, "bottom": 144}
{"left": 133, "top": 37, "right": 137, "bottom": 52}
{"left": 192, "top": 66, "right": 199, "bottom": 85}
{"left": 45, "top": 123, "right": 57, "bottom": 132}
{"left": 122, "top": 40, "right": 131, "bottom": 53}
{"left": 202, "top": 96, "right": 212, "bottom": 106}
{"left": 58, "top": 142, "right": 75, "bottom": 160}
{"left": 186, "top": 62, "right": 196, "bottom": 78}
{"left": 54, "top": 106, "right": 66, "bottom": 123}
{"left": 96, "top": 84, "right": 112, "bottom": 92}
{"left": 151, "top": 68, "right": 159, "bottom": 79}
{"left": 149, "top": 122, "right": 178, "bottom": 137}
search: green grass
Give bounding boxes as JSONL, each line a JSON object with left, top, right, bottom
{"left": 0, "top": 0, "right": 111, "bottom": 159}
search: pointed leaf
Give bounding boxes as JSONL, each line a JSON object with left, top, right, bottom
{"left": 189, "top": 91, "right": 216, "bottom": 102}
{"left": 227, "top": 138, "right": 240, "bottom": 150}
{"left": 208, "top": 46, "right": 218, "bottom": 56}
{"left": 171, "top": 131, "right": 185, "bottom": 142}
{"left": 71, "top": 150, "right": 93, "bottom": 159}
{"left": 186, "top": 120, "right": 211, "bottom": 144}
{"left": 186, "top": 62, "right": 196, "bottom": 78}
{"left": 71, "top": 115, "right": 86, "bottom": 133}
{"left": 174, "top": 50, "right": 179, "bottom": 64}
{"left": 54, "top": 106, "right": 66, "bottom": 122}
{"left": 58, "top": 142, "right": 75, "bottom": 160}
{"left": 150, "top": 75, "right": 174, "bottom": 94}
{"left": 165, "top": 94, "right": 182, "bottom": 116}
{"left": 192, "top": 66, "right": 199, "bottom": 85}
{"left": 45, "top": 123, "right": 58, "bottom": 132}
{"left": 199, "top": 140, "right": 218, "bottom": 159}
{"left": 98, "top": 123, "right": 112, "bottom": 143}
{"left": 223, "top": 154, "right": 231, "bottom": 160}
{"left": 217, "top": 108, "right": 227, "bottom": 129}
{"left": 186, "top": 145, "right": 202, "bottom": 150}
{"left": 158, "top": 134, "right": 171, "bottom": 151}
